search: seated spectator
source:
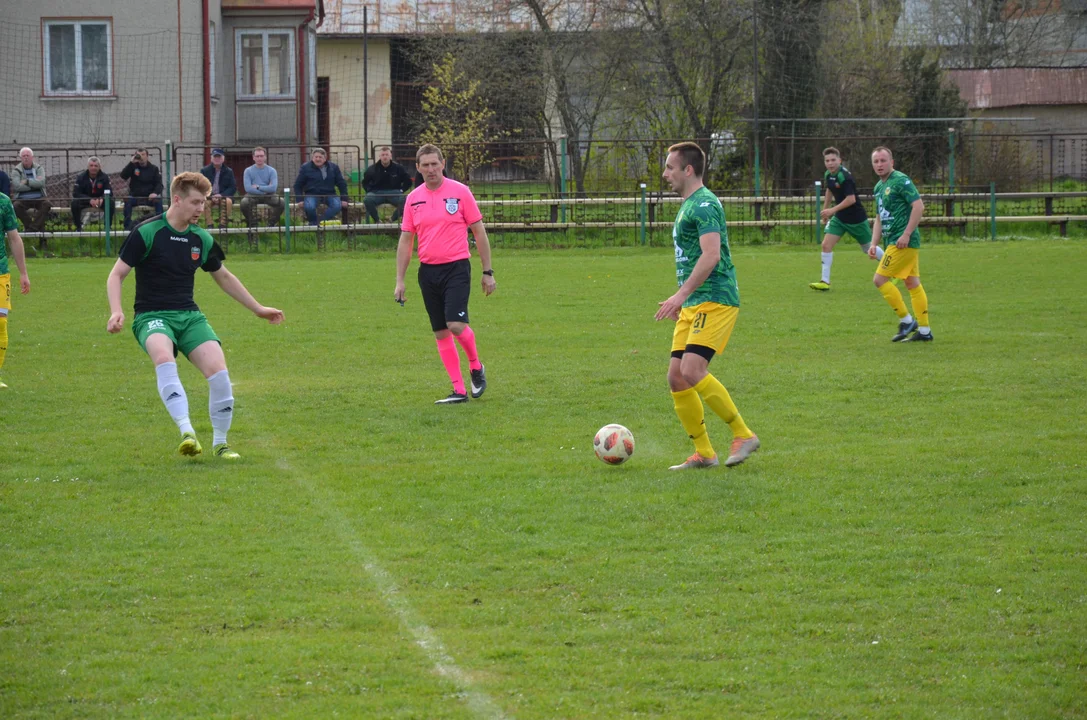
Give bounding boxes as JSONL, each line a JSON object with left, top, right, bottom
{"left": 121, "top": 148, "right": 164, "bottom": 230}
{"left": 11, "top": 147, "right": 52, "bottom": 233}
{"left": 0, "top": 169, "right": 10, "bottom": 198}
{"left": 292, "top": 148, "right": 349, "bottom": 225}
{"left": 362, "top": 146, "right": 412, "bottom": 223}
{"left": 200, "top": 148, "right": 236, "bottom": 226}
{"left": 71, "top": 156, "right": 112, "bottom": 231}
{"left": 240, "top": 146, "right": 284, "bottom": 227}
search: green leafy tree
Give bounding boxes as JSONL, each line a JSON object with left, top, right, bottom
{"left": 419, "top": 53, "right": 498, "bottom": 183}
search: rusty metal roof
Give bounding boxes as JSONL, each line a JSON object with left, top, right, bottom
{"left": 948, "top": 68, "right": 1087, "bottom": 109}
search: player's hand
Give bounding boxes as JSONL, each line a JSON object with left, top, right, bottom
{"left": 394, "top": 282, "right": 406, "bottom": 304}
{"left": 655, "top": 293, "right": 684, "bottom": 322}
{"left": 19, "top": 275, "right": 30, "bottom": 294}
{"left": 819, "top": 208, "right": 834, "bottom": 223}
{"left": 107, "top": 312, "right": 125, "bottom": 333}
{"left": 895, "top": 235, "right": 909, "bottom": 249}
{"left": 256, "top": 306, "right": 284, "bottom": 324}
{"left": 867, "top": 243, "right": 879, "bottom": 259}
{"left": 481, "top": 274, "right": 496, "bottom": 296}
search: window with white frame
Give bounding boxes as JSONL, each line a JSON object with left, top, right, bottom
{"left": 209, "top": 21, "right": 217, "bottom": 99}
{"left": 43, "top": 19, "right": 113, "bottom": 96}
{"left": 236, "top": 29, "right": 295, "bottom": 100}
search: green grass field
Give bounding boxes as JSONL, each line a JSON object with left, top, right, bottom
{"left": 2, "top": 240, "right": 1085, "bottom": 718}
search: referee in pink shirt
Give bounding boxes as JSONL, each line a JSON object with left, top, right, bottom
{"left": 395, "top": 144, "right": 496, "bottom": 404}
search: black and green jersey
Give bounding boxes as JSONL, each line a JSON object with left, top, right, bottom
{"left": 0, "top": 193, "right": 17, "bottom": 275}
{"left": 823, "top": 166, "right": 867, "bottom": 224}
{"left": 118, "top": 214, "right": 225, "bottom": 313}
{"left": 672, "top": 186, "right": 739, "bottom": 308}
{"left": 874, "top": 170, "right": 922, "bottom": 248}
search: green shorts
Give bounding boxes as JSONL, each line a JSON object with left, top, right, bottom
{"left": 133, "top": 310, "right": 221, "bottom": 357}
{"left": 824, "top": 216, "right": 872, "bottom": 245}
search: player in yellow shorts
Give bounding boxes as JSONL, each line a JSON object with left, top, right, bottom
{"left": 657, "top": 142, "right": 759, "bottom": 470}
{"left": 869, "top": 146, "right": 933, "bottom": 342}
{"left": 0, "top": 192, "right": 32, "bottom": 389}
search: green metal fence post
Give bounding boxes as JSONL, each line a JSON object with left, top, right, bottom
{"left": 815, "top": 180, "right": 822, "bottom": 245}
{"left": 104, "top": 189, "right": 112, "bottom": 256}
{"left": 754, "top": 144, "right": 761, "bottom": 200}
{"left": 990, "top": 181, "right": 997, "bottom": 241}
{"left": 948, "top": 128, "right": 957, "bottom": 219}
{"left": 639, "top": 183, "right": 647, "bottom": 246}
{"left": 164, "top": 140, "right": 172, "bottom": 208}
{"left": 559, "top": 136, "right": 568, "bottom": 224}
{"left": 284, "top": 188, "right": 292, "bottom": 252}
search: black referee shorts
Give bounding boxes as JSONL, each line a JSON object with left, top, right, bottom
{"left": 418, "top": 259, "right": 471, "bottom": 332}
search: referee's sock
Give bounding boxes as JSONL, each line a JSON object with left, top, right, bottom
{"left": 436, "top": 335, "right": 466, "bottom": 395}
{"left": 454, "top": 326, "right": 482, "bottom": 371}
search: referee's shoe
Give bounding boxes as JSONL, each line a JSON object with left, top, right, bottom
{"left": 435, "top": 392, "right": 469, "bottom": 405}
{"left": 470, "top": 364, "right": 487, "bottom": 399}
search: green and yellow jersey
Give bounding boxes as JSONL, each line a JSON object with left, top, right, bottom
{"left": 874, "top": 170, "right": 922, "bottom": 249}
{"left": 672, "top": 186, "right": 739, "bottom": 308}
{"left": 0, "top": 193, "right": 18, "bottom": 275}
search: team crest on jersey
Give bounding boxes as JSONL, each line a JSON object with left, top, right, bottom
{"left": 191, "top": 246, "right": 201, "bottom": 261}
{"left": 445, "top": 198, "right": 459, "bottom": 214}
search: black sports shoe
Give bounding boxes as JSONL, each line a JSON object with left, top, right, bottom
{"left": 903, "top": 329, "right": 933, "bottom": 342}
{"left": 470, "top": 364, "right": 487, "bottom": 399}
{"left": 435, "top": 392, "right": 469, "bottom": 405}
{"left": 892, "top": 318, "right": 919, "bottom": 342}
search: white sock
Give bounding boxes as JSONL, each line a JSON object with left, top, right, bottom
{"left": 918, "top": 326, "right": 931, "bottom": 335}
{"left": 872, "top": 245, "right": 885, "bottom": 260}
{"left": 820, "top": 252, "right": 833, "bottom": 283}
{"left": 207, "top": 369, "right": 234, "bottom": 446}
{"left": 155, "top": 362, "right": 194, "bottom": 435}
{"left": 900, "top": 313, "right": 913, "bottom": 325}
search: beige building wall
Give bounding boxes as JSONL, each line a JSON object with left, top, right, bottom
{"left": 317, "top": 38, "right": 392, "bottom": 160}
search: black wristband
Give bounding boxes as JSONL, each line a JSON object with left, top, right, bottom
{"left": 482, "top": 269, "right": 494, "bottom": 276}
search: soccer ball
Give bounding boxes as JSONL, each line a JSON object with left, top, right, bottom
{"left": 594, "top": 424, "right": 635, "bottom": 465}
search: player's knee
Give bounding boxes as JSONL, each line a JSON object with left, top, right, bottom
{"left": 821, "top": 238, "right": 835, "bottom": 252}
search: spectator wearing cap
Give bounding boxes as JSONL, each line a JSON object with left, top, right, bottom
{"left": 71, "top": 156, "right": 112, "bottom": 231}
{"left": 362, "top": 146, "right": 412, "bottom": 223}
{"left": 200, "top": 148, "right": 237, "bottom": 226}
{"left": 120, "top": 148, "right": 164, "bottom": 230}
{"left": 11, "top": 147, "right": 52, "bottom": 233}
{"left": 241, "top": 146, "right": 284, "bottom": 227}
{"left": 292, "top": 148, "right": 349, "bottom": 225}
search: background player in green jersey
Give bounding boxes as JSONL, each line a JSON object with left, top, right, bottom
{"left": 106, "top": 172, "right": 284, "bottom": 458}
{"left": 868, "top": 146, "right": 932, "bottom": 342}
{"left": 0, "top": 192, "right": 31, "bottom": 389}
{"left": 810, "top": 147, "right": 884, "bottom": 291}
{"left": 656, "top": 142, "right": 759, "bottom": 470}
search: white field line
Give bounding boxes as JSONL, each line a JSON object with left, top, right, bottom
{"left": 281, "top": 458, "right": 508, "bottom": 720}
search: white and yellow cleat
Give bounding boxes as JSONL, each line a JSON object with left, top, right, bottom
{"left": 725, "top": 435, "right": 760, "bottom": 467}
{"left": 0, "top": 378, "right": 8, "bottom": 390}
{"left": 178, "top": 432, "right": 203, "bottom": 457}
{"left": 669, "top": 452, "right": 720, "bottom": 470}
{"left": 213, "top": 443, "right": 241, "bottom": 460}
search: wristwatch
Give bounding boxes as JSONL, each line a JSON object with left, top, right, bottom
{"left": 482, "top": 269, "right": 494, "bottom": 276}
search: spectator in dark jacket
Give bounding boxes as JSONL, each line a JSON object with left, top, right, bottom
{"left": 120, "top": 148, "right": 164, "bottom": 229}
{"left": 292, "top": 148, "right": 349, "bottom": 225}
{"left": 362, "top": 146, "right": 412, "bottom": 223}
{"left": 71, "top": 156, "right": 112, "bottom": 231}
{"left": 200, "top": 148, "right": 237, "bottom": 226}
{"left": 0, "top": 170, "right": 10, "bottom": 198}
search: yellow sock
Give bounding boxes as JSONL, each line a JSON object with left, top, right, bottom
{"left": 879, "top": 282, "right": 909, "bottom": 318}
{"left": 693, "top": 374, "right": 753, "bottom": 439}
{"left": 0, "top": 316, "right": 7, "bottom": 372}
{"left": 909, "top": 284, "right": 929, "bottom": 327}
{"left": 671, "top": 387, "right": 715, "bottom": 458}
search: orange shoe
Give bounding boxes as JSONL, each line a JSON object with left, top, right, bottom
{"left": 669, "top": 452, "right": 720, "bottom": 470}
{"left": 725, "top": 435, "right": 760, "bottom": 467}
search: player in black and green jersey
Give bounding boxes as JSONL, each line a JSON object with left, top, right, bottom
{"left": 106, "top": 172, "right": 284, "bottom": 458}
{"left": 869, "top": 146, "right": 932, "bottom": 342}
{"left": 809, "top": 147, "right": 884, "bottom": 291}
{"left": 656, "top": 142, "right": 759, "bottom": 470}
{"left": 0, "top": 192, "right": 31, "bottom": 389}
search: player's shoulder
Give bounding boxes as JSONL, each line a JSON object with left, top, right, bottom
{"left": 0, "top": 192, "right": 12, "bottom": 210}
{"left": 839, "top": 166, "right": 853, "bottom": 181}
{"left": 192, "top": 224, "right": 215, "bottom": 244}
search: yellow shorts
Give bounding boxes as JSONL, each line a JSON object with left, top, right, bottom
{"left": 876, "top": 246, "right": 920, "bottom": 280}
{"left": 671, "top": 302, "right": 739, "bottom": 356}
{"left": 0, "top": 274, "right": 10, "bottom": 312}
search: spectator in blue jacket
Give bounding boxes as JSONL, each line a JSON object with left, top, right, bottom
{"left": 200, "top": 148, "right": 237, "bottom": 226}
{"left": 292, "top": 148, "right": 349, "bottom": 225}
{"left": 0, "top": 169, "right": 10, "bottom": 198}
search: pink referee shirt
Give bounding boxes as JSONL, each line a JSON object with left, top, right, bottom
{"left": 401, "top": 178, "right": 484, "bottom": 265}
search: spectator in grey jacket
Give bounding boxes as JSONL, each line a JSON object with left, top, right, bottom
{"left": 11, "top": 148, "right": 51, "bottom": 233}
{"left": 240, "top": 147, "right": 284, "bottom": 226}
